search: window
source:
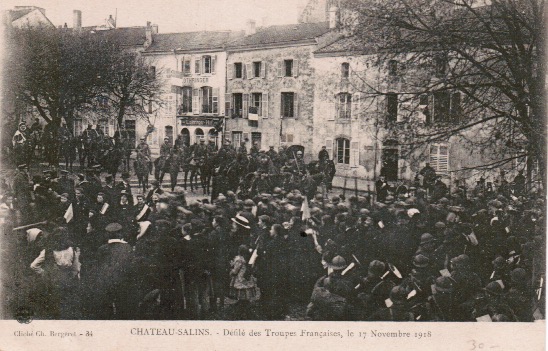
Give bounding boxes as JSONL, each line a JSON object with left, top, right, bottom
{"left": 251, "top": 132, "right": 261, "bottom": 148}
{"left": 382, "top": 140, "right": 399, "bottom": 181}
{"left": 341, "top": 62, "right": 350, "bottom": 78}
{"left": 203, "top": 55, "right": 212, "bottom": 74}
{"left": 429, "top": 143, "right": 449, "bottom": 173}
{"left": 124, "top": 120, "right": 136, "bottom": 147}
{"left": 178, "top": 87, "right": 192, "bottom": 114}
{"left": 165, "top": 126, "right": 173, "bottom": 145}
{"left": 388, "top": 60, "right": 398, "bottom": 76}
{"left": 434, "top": 55, "right": 447, "bottom": 77}
{"left": 200, "top": 87, "right": 218, "bottom": 114}
{"left": 433, "top": 91, "right": 450, "bottom": 122}
{"left": 232, "top": 131, "right": 243, "bottom": 147}
{"left": 280, "top": 134, "right": 294, "bottom": 143}
{"left": 181, "top": 128, "right": 190, "bottom": 146}
{"left": 281, "top": 92, "right": 295, "bottom": 118}
{"left": 336, "top": 138, "right": 350, "bottom": 164}
{"left": 233, "top": 93, "right": 243, "bottom": 118}
{"left": 249, "top": 93, "right": 262, "bottom": 127}
{"left": 253, "top": 62, "right": 262, "bottom": 78}
{"left": 195, "top": 58, "right": 201, "bottom": 74}
{"left": 450, "top": 92, "right": 462, "bottom": 118}
{"left": 284, "top": 60, "right": 293, "bottom": 77}
{"left": 386, "top": 93, "right": 398, "bottom": 122}
{"left": 182, "top": 58, "right": 191, "bottom": 76}
{"left": 336, "top": 93, "right": 352, "bottom": 119}
{"left": 234, "top": 63, "right": 243, "bottom": 78}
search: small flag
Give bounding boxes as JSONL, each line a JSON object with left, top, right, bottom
{"left": 378, "top": 221, "right": 384, "bottom": 229}
{"left": 439, "top": 269, "right": 451, "bottom": 277}
{"left": 341, "top": 262, "right": 355, "bottom": 276}
{"left": 327, "top": 267, "right": 333, "bottom": 275}
{"left": 301, "top": 196, "right": 311, "bottom": 221}
{"left": 536, "top": 288, "right": 542, "bottom": 301}
{"left": 100, "top": 203, "right": 109, "bottom": 215}
{"left": 385, "top": 298, "right": 393, "bottom": 307}
{"left": 407, "top": 289, "right": 417, "bottom": 300}
{"left": 388, "top": 263, "right": 402, "bottom": 279}
{"left": 64, "top": 204, "right": 73, "bottom": 223}
{"left": 505, "top": 227, "right": 510, "bottom": 233}
{"left": 476, "top": 314, "right": 492, "bottom": 322}
{"left": 136, "top": 204, "right": 150, "bottom": 221}
{"left": 496, "top": 280, "right": 505, "bottom": 289}
{"left": 416, "top": 315, "right": 421, "bottom": 320}
{"left": 249, "top": 249, "right": 258, "bottom": 265}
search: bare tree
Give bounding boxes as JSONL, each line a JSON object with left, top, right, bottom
{"left": 341, "top": 0, "right": 545, "bottom": 185}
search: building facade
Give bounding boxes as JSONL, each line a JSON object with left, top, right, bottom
{"left": 142, "top": 31, "right": 243, "bottom": 151}
{"left": 224, "top": 21, "right": 335, "bottom": 161}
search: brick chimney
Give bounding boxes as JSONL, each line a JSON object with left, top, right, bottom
{"left": 328, "top": 6, "right": 339, "bottom": 29}
{"left": 145, "top": 21, "right": 153, "bottom": 48}
{"left": 73, "top": 10, "right": 82, "bottom": 29}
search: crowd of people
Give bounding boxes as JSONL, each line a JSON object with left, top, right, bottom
{"left": 0, "top": 139, "right": 545, "bottom": 321}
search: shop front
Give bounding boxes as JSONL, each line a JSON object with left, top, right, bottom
{"left": 177, "top": 115, "right": 223, "bottom": 147}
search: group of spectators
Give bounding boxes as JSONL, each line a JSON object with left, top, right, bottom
{"left": 0, "top": 161, "right": 544, "bottom": 321}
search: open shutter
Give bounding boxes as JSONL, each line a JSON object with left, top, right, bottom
{"left": 327, "top": 101, "right": 336, "bottom": 121}
{"left": 225, "top": 93, "right": 232, "bottom": 117}
{"left": 277, "top": 61, "right": 283, "bottom": 77}
{"left": 261, "top": 62, "right": 266, "bottom": 78}
{"left": 418, "top": 94, "right": 429, "bottom": 123}
{"left": 195, "top": 56, "right": 201, "bottom": 75}
{"left": 193, "top": 88, "right": 200, "bottom": 115}
{"left": 429, "top": 144, "right": 439, "bottom": 170}
{"left": 438, "top": 144, "right": 449, "bottom": 173}
{"left": 243, "top": 93, "right": 249, "bottom": 119}
{"left": 292, "top": 59, "right": 299, "bottom": 77}
{"left": 245, "top": 63, "right": 252, "bottom": 79}
{"left": 293, "top": 93, "right": 299, "bottom": 118}
{"left": 228, "top": 64, "right": 233, "bottom": 80}
{"left": 212, "top": 88, "right": 219, "bottom": 114}
{"left": 262, "top": 92, "right": 269, "bottom": 118}
{"left": 211, "top": 55, "right": 217, "bottom": 75}
{"left": 352, "top": 92, "right": 361, "bottom": 119}
{"left": 350, "top": 141, "right": 359, "bottom": 167}
{"left": 326, "top": 138, "right": 334, "bottom": 160}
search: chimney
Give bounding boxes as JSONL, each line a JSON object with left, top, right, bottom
{"left": 245, "top": 19, "right": 256, "bottom": 36}
{"left": 107, "top": 14, "right": 116, "bottom": 28}
{"left": 152, "top": 24, "right": 158, "bottom": 34}
{"left": 73, "top": 10, "right": 82, "bottom": 29}
{"left": 145, "top": 21, "right": 152, "bottom": 47}
{"left": 328, "top": 6, "right": 339, "bottom": 29}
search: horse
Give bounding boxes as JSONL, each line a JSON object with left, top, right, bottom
{"left": 183, "top": 156, "right": 202, "bottom": 192}
{"left": 199, "top": 153, "right": 216, "bottom": 195}
{"left": 98, "top": 144, "right": 122, "bottom": 182}
{"left": 134, "top": 152, "right": 150, "bottom": 193}
{"left": 154, "top": 156, "right": 169, "bottom": 183}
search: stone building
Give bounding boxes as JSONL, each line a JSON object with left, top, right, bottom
{"left": 142, "top": 30, "right": 243, "bottom": 151}
{"left": 224, "top": 20, "right": 337, "bottom": 161}
{"left": 6, "top": 6, "right": 55, "bottom": 29}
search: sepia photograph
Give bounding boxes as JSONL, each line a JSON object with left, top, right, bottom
{"left": 0, "top": 0, "right": 545, "bottom": 347}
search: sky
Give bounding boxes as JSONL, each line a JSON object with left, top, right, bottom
{"left": 3, "top": 0, "right": 307, "bottom": 32}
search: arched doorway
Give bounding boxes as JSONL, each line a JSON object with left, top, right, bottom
{"left": 165, "top": 125, "right": 174, "bottom": 145}
{"left": 195, "top": 128, "right": 204, "bottom": 144}
{"left": 181, "top": 128, "right": 190, "bottom": 147}
{"left": 208, "top": 128, "right": 218, "bottom": 146}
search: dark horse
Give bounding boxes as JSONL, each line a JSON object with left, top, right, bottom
{"left": 199, "top": 153, "right": 216, "bottom": 195}
{"left": 154, "top": 156, "right": 169, "bottom": 183}
{"left": 184, "top": 156, "right": 202, "bottom": 192}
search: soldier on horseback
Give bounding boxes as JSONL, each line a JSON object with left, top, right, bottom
{"left": 155, "top": 137, "right": 172, "bottom": 182}
{"left": 136, "top": 137, "right": 152, "bottom": 175}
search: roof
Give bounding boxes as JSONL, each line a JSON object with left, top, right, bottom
{"left": 85, "top": 27, "right": 147, "bottom": 47}
{"left": 227, "top": 22, "right": 331, "bottom": 50}
{"left": 314, "top": 36, "right": 377, "bottom": 56}
{"left": 9, "top": 9, "right": 34, "bottom": 22}
{"left": 144, "top": 31, "right": 244, "bottom": 53}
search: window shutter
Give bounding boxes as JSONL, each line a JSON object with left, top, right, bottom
{"left": 225, "top": 93, "right": 232, "bottom": 117}
{"left": 327, "top": 102, "right": 336, "bottom": 121}
{"left": 261, "top": 62, "right": 266, "bottom": 78}
{"left": 262, "top": 92, "right": 269, "bottom": 118}
{"left": 417, "top": 94, "right": 429, "bottom": 122}
{"left": 438, "top": 144, "right": 449, "bottom": 173}
{"left": 246, "top": 63, "right": 252, "bottom": 79}
{"left": 243, "top": 93, "right": 249, "bottom": 119}
{"left": 429, "top": 144, "right": 439, "bottom": 170}
{"left": 228, "top": 64, "right": 233, "bottom": 80}
{"left": 211, "top": 55, "right": 217, "bottom": 74}
{"left": 294, "top": 93, "right": 299, "bottom": 118}
{"left": 193, "top": 88, "right": 200, "bottom": 114}
{"left": 352, "top": 92, "right": 361, "bottom": 119}
{"left": 195, "top": 57, "right": 201, "bottom": 75}
{"left": 277, "top": 61, "right": 283, "bottom": 77}
{"left": 293, "top": 59, "right": 299, "bottom": 77}
{"left": 326, "top": 138, "right": 334, "bottom": 159}
{"left": 350, "top": 141, "right": 359, "bottom": 167}
{"left": 212, "top": 88, "right": 219, "bottom": 114}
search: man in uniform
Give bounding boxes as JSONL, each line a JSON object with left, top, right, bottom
{"left": 156, "top": 138, "right": 172, "bottom": 181}
{"left": 419, "top": 162, "right": 437, "bottom": 192}
{"left": 288, "top": 150, "right": 306, "bottom": 176}
{"left": 102, "top": 175, "right": 117, "bottom": 204}
{"left": 12, "top": 122, "right": 31, "bottom": 166}
{"left": 136, "top": 137, "right": 152, "bottom": 175}
{"left": 318, "top": 146, "right": 330, "bottom": 164}
{"left": 237, "top": 141, "right": 247, "bottom": 155}
{"left": 250, "top": 141, "right": 260, "bottom": 159}
{"left": 266, "top": 146, "right": 278, "bottom": 164}
{"left": 375, "top": 175, "right": 389, "bottom": 203}
{"left": 194, "top": 139, "right": 208, "bottom": 159}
